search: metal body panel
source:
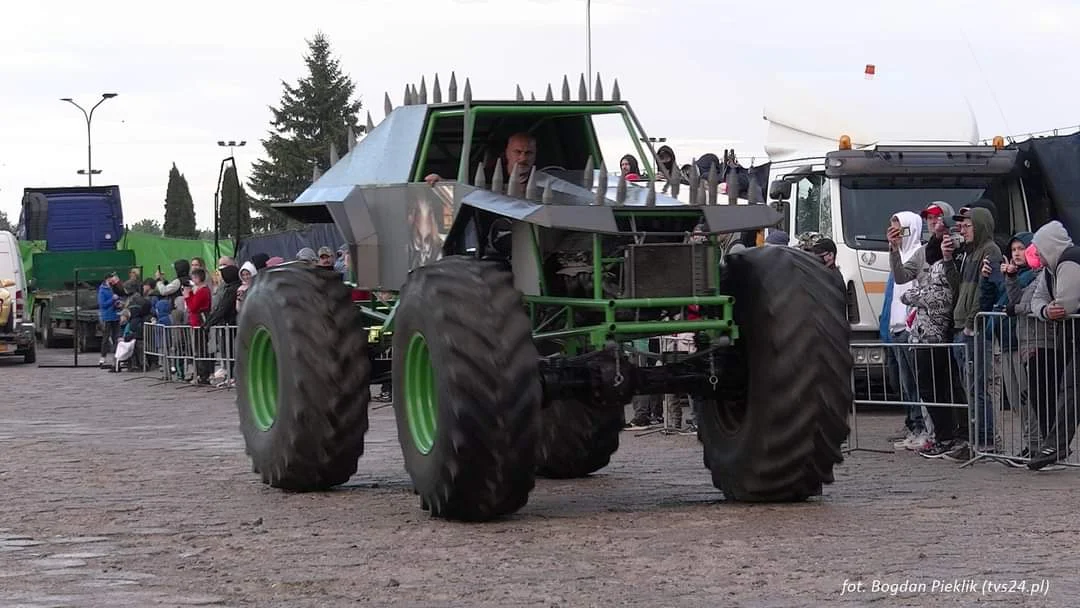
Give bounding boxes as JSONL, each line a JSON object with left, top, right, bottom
{"left": 511, "top": 222, "right": 541, "bottom": 296}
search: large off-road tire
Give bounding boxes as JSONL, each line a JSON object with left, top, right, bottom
{"left": 236, "top": 264, "right": 371, "bottom": 491}
{"left": 535, "top": 398, "right": 623, "bottom": 478}
{"left": 392, "top": 256, "right": 541, "bottom": 522}
{"left": 699, "top": 245, "right": 851, "bottom": 502}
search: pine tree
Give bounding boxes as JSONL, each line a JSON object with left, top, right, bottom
{"left": 248, "top": 32, "right": 362, "bottom": 233}
{"left": 219, "top": 165, "right": 252, "bottom": 239}
{"left": 0, "top": 209, "right": 12, "bottom": 233}
{"left": 130, "top": 218, "right": 162, "bottom": 235}
{"left": 163, "top": 163, "right": 197, "bottom": 238}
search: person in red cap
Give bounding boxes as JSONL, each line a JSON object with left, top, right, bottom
{"left": 889, "top": 201, "right": 957, "bottom": 286}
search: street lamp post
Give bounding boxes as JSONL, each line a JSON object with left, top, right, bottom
{"left": 60, "top": 93, "right": 118, "bottom": 186}
{"left": 215, "top": 140, "right": 247, "bottom": 260}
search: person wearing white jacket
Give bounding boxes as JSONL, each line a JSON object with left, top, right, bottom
{"left": 886, "top": 211, "right": 927, "bottom": 449}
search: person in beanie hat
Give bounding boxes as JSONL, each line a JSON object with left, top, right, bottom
{"left": 316, "top": 246, "right": 335, "bottom": 268}
{"left": 764, "top": 230, "right": 789, "bottom": 246}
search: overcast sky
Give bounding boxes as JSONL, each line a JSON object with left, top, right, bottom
{"left": 2, "top": 0, "right": 1078, "bottom": 229}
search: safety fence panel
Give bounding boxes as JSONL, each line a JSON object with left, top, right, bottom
{"left": 973, "top": 312, "right": 1080, "bottom": 470}
{"left": 141, "top": 323, "right": 239, "bottom": 389}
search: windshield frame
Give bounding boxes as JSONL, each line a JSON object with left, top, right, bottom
{"left": 838, "top": 174, "right": 1014, "bottom": 252}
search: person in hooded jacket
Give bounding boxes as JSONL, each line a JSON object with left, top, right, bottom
{"left": 203, "top": 264, "right": 242, "bottom": 385}
{"left": 883, "top": 211, "right": 926, "bottom": 447}
{"left": 985, "top": 232, "right": 1042, "bottom": 461}
{"left": 656, "top": 145, "right": 680, "bottom": 193}
{"left": 155, "top": 259, "right": 192, "bottom": 313}
{"left": 890, "top": 201, "right": 956, "bottom": 286}
{"left": 1026, "top": 220, "right": 1080, "bottom": 469}
{"left": 944, "top": 206, "right": 1002, "bottom": 459}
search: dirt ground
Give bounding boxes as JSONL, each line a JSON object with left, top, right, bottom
{"left": 2, "top": 348, "right": 1078, "bottom": 608}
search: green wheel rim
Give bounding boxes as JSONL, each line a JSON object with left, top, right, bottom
{"left": 247, "top": 326, "right": 279, "bottom": 432}
{"left": 404, "top": 332, "right": 438, "bottom": 455}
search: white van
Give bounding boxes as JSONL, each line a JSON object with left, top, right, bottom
{"left": 0, "top": 230, "right": 36, "bottom": 363}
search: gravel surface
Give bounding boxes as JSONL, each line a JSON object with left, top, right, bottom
{"left": 1, "top": 348, "right": 1077, "bottom": 607}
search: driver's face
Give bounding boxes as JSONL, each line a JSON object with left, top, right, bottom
{"left": 504, "top": 135, "right": 537, "bottom": 178}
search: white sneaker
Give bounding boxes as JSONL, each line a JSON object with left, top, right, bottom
{"left": 909, "top": 432, "right": 934, "bottom": 452}
{"left": 893, "top": 432, "right": 917, "bottom": 449}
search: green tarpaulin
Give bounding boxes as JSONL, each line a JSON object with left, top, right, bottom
{"left": 18, "top": 232, "right": 234, "bottom": 282}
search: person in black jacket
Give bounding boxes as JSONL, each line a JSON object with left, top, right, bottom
{"left": 203, "top": 264, "right": 241, "bottom": 384}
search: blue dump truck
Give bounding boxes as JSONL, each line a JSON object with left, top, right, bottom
{"left": 19, "top": 186, "right": 136, "bottom": 352}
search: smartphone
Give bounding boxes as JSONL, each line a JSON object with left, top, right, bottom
{"left": 899, "top": 226, "right": 911, "bottom": 237}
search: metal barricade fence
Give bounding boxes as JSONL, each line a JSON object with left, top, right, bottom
{"left": 142, "top": 323, "right": 239, "bottom": 389}
{"left": 849, "top": 341, "right": 970, "bottom": 454}
{"left": 973, "top": 312, "right": 1080, "bottom": 469}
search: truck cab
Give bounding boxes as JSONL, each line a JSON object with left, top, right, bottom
{"left": 760, "top": 73, "right": 1031, "bottom": 369}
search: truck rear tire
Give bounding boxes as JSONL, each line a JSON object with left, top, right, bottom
{"left": 700, "top": 246, "right": 851, "bottom": 502}
{"left": 236, "top": 265, "right": 371, "bottom": 491}
{"left": 392, "top": 256, "right": 541, "bottom": 522}
{"left": 535, "top": 398, "right": 623, "bottom": 478}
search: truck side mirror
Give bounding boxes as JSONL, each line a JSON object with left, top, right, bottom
{"left": 769, "top": 179, "right": 792, "bottom": 200}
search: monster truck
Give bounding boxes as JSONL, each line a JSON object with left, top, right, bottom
{"left": 234, "top": 75, "right": 852, "bottom": 521}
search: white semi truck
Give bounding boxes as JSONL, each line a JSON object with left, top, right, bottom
{"left": 760, "top": 72, "right": 1032, "bottom": 377}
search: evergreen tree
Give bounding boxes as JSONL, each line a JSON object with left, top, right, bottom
{"left": 248, "top": 32, "right": 362, "bottom": 233}
{"left": 130, "top": 218, "right": 162, "bottom": 235}
{"left": 163, "top": 163, "right": 197, "bottom": 238}
{"left": 219, "top": 165, "right": 252, "bottom": 239}
{"left": 0, "top": 209, "right": 12, "bottom": 233}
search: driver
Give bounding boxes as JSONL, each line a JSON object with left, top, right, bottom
{"left": 424, "top": 132, "right": 537, "bottom": 188}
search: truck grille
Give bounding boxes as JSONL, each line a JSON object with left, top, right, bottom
{"left": 624, "top": 243, "right": 712, "bottom": 298}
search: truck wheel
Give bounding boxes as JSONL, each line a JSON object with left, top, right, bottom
{"left": 535, "top": 399, "right": 623, "bottom": 478}
{"left": 235, "top": 265, "right": 371, "bottom": 491}
{"left": 700, "top": 245, "right": 851, "bottom": 502}
{"left": 392, "top": 256, "right": 541, "bottom": 522}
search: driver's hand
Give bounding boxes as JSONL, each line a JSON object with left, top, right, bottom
{"left": 423, "top": 173, "right": 441, "bottom": 186}
{"left": 886, "top": 226, "right": 901, "bottom": 249}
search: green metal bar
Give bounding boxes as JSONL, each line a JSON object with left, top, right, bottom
{"left": 526, "top": 295, "right": 733, "bottom": 309}
{"left": 471, "top": 105, "right": 625, "bottom": 117}
{"left": 609, "top": 295, "right": 733, "bottom": 308}
{"left": 592, "top": 234, "right": 603, "bottom": 300}
{"left": 530, "top": 224, "right": 547, "bottom": 295}
{"left": 600, "top": 257, "right": 623, "bottom": 263}
{"left": 534, "top": 325, "right": 608, "bottom": 341}
{"left": 610, "top": 320, "right": 733, "bottom": 334}
{"left": 456, "top": 109, "right": 476, "bottom": 182}
{"left": 358, "top": 306, "right": 388, "bottom": 323}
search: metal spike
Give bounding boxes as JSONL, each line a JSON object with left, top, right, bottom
{"left": 491, "top": 158, "right": 504, "bottom": 193}
{"left": 615, "top": 172, "right": 627, "bottom": 205}
{"left": 584, "top": 156, "right": 595, "bottom": 189}
{"left": 748, "top": 170, "right": 762, "bottom": 204}
{"left": 670, "top": 169, "right": 680, "bottom": 198}
{"left": 688, "top": 159, "right": 701, "bottom": 205}
{"left": 366, "top": 111, "right": 374, "bottom": 134}
{"left": 646, "top": 175, "right": 657, "bottom": 206}
{"left": 329, "top": 142, "right": 340, "bottom": 166}
{"left": 612, "top": 79, "right": 621, "bottom": 102}
{"left": 463, "top": 78, "right": 472, "bottom": 103}
{"left": 448, "top": 72, "right": 458, "bottom": 102}
{"left": 432, "top": 73, "right": 442, "bottom": 103}
{"left": 507, "top": 163, "right": 524, "bottom": 198}
{"left": 419, "top": 77, "right": 427, "bottom": 104}
{"left": 594, "top": 73, "right": 603, "bottom": 101}
{"left": 403, "top": 84, "right": 412, "bottom": 106}
{"left": 594, "top": 161, "right": 608, "bottom": 205}
{"left": 542, "top": 180, "right": 554, "bottom": 204}
{"left": 312, "top": 164, "right": 323, "bottom": 182}
{"left": 707, "top": 163, "right": 719, "bottom": 206}
{"left": 578, "top": 73, "right": 588, "bottom": 101}
{"left": 525, "top": 166, "right": 539, "bottom": 200}
{"left": 561, "top": 75, "right": 571, "bottom": 101}
{"left": 530, "top": 92, "right": 536, "bottom": 101}
{"left": 545, "top": 84, "right": 554, "bottom": 101}
{"left": 474, "top": 162, "right": 487, "bottom": 190}
{"left": 515, "top": 84, "right": 524, "bottom": 101}
{"left": 411, "top": 84, "right": 419, "bottom": 105}
{"left": 699, "top": 181, "right": 708, "bottom": 208}
{"left": 347, "top": 126, "right": 356, "bottom": 152}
